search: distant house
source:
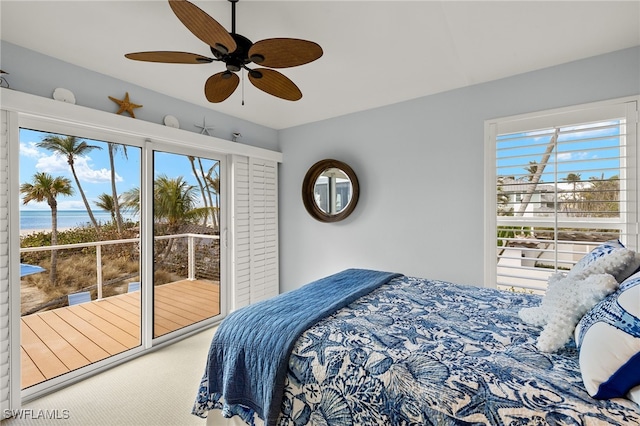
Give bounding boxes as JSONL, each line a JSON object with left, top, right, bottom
{"left": 499, "top": 177, "right": 557, "bottom": 217}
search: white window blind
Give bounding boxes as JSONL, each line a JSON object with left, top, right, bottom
{"left": 490, "top": 100, "right": 638, "bottom": 293}
{"left": 230, "top": 156, "right": 279, "bottom": 310}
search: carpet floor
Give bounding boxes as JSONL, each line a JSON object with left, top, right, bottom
{"left": 4, "top": 327, "right": 217, "bottom": 426}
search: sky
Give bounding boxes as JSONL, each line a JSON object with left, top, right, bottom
{"left": 19, "top": 128, "right": 219, "bottom": 211}
{"left": 496, "top": 120, "right": 623, "bottom": 183}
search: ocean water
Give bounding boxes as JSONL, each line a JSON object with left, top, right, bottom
{"left": 20, "top": 210, "right": 137, "bottom": 231}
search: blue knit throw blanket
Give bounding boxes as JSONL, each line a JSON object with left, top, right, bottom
{"left": 203, "top": 268, "right": 402, "bottom": 425}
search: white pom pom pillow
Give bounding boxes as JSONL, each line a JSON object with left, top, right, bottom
{"left": 519, "top": 240, "right": 640, "bottom": 353}
{"left": 519, "top": 273, "right": 619, "bottom": 352}
{"left": 574, "top": 271, "right": 640, "bottom": 403}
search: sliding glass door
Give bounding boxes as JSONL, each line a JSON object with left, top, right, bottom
{"left": 18, "top": 128, "right": 141, "bottom": 389}
{"left": 16, "top": 126, "right": 225, "bottom": 396}
{"left": 152, "top": 150, "right": 222, "bottom": 338}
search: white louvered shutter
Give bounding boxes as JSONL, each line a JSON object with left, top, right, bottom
{"left": 230, "top": 156, "right": 279, "bottom": 310}
{"left": 489, "top": 100, "right": 638, "bottom": 292}
{"left": 249, "top": 157, "right": 278, "bottom": 302}
{"left": 1, "top": 110, "right": 13, "bottom": 417}
{"left": 231, "top": 155, "right": 251, "bottom": 309}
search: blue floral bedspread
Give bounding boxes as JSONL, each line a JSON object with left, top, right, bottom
{"left": 195, "top": 275, "right": 640, "bottom": 425}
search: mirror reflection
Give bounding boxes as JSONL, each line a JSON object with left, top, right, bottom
{"left": 302, "top": 159, "right": 359, "bottom": 223}
{"left": 314, "top": 168, "right": 353, "bottom": 214}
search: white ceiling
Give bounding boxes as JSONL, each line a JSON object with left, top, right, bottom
{"left": 1, "top": 1, "right": 639, "bottom": 130}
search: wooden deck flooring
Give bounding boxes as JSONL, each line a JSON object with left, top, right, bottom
{"left": 20, "top": 279, "right": 219, "bottom": 389}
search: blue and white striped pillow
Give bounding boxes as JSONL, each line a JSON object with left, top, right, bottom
{"left": 575, "top": 271, "right": 640, "bottom": 402}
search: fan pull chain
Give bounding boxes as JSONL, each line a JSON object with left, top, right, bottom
{"left": 241, "top": 69, "right": 245, "bottom": 106}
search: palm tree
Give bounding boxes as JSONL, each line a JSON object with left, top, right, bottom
{"left": 525, "top": 161, "right": 539, "bottom": 182}
{"left": 201, "top": 160, "right": 218, "bottom": 228}
{"left": 20, "top": 172, "right": 74, "bottom": 285}
{"left": 188, "top": 156, "right": 209, "bottom": 227}
{"left": 496, "top": 177, "right": 512, "bottom": 216}
{"left": 95, "top": 193, "right": 117, "bottom": 223}
{"left": 122, "top": 176, "right": 216, "bottom": 227}
{"left": 37, "top": 135, "right": 102, "bottom": 232}
{"left": 199, "top": 158, "right": 216, "bottom": 228}
{"left": 205, "top": 163, "right": 220, "bottom": 233}
{"left": 120, "top": 177, "right": 210, "bottom": 265}
{"left": 562, "top": 172, "right": 582, "bottom": 216}
{"left": 517, "top": 129, "right": 559, "bottom": 216}
{"left": 153, "top": 175, "right": 211, "bottom": 266}
{"left": 121, "top": 187, "right": 140, "bottom": 216}
{"left": 154, "top": 175, "right": 201, "bottom": 233}
{"left": 107, "top": 143, "right": 127, "bottom": 235}
{"left": 563, "top": 173, "right": 582, "bottom": 193}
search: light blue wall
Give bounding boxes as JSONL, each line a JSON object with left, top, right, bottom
{"left": 0, "top": 41, "right": 279, "bottom": 151}
{"left": 2, "top": 41, "right": 639, "bottom": 293}
{"left": 278, "top": 46, "right": 640, "bottom": 292}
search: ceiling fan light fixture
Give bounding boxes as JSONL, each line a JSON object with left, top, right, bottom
{"left": 214, "top": 43, "right": 229, "bottom": 55}
{"left": 249, "top": 54, "right": 265, "bottom": 64}
{"left": 249, "top": 70, "right": 263, "bottom": 79}
{"left": 221, "top": 71, "right": 234, "bottom": 79}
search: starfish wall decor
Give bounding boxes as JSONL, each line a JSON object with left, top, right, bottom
{"left": 108, "top": 92, "right": 143, "bottom": 118}
{"left": 195, "top": 117, "right": 215, "bottom": 136}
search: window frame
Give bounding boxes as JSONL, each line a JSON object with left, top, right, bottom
{"left": 484, "top": 96, "right": 639, "bottom": 290}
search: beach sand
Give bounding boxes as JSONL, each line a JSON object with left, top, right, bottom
{"left": 20, "top": 227, "right": 72, "bottom": 237}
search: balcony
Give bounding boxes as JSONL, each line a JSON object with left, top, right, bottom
{"left": 19, "top": 233, "right": 220, "bottom": 389}
{"left": 21, "top": 278, "right": 219, "bottom": 389}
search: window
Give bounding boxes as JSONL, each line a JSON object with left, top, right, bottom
{"left": 486, "top": 98, "right": 638, "bottom": 293}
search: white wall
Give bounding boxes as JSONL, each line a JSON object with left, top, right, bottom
{"left": 277, "top": 47, "right": 640, "bottom": 292}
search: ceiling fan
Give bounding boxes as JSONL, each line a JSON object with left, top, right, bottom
{"left": 125, "top": 0, "right": 323, "bottom": 103}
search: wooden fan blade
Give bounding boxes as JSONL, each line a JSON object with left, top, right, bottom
{"left": 248, "top": 38, "right": 323, "bottom": 68}
{"left": 168, "top": 0, "right": 236, "bottom": 54}
{"left": 125, "top": 51, "right": 213, "bottom": 64}
{"left": 248, "top": 68, "right": 302, "bottom": 101}
{"left": 204, "top": 72, "right": 239, "bottom": 103}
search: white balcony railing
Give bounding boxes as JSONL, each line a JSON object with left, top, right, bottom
{"left": 20, "top": 233, "right": 219, "bottom": 300}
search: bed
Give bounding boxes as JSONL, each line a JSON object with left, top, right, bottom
{"left": 192, "top": 267, "right": 640, "bottom": 425}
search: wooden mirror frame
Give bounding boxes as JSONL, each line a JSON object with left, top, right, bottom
{"left": 302, "top": 159, "right": 360, "bottom": 223}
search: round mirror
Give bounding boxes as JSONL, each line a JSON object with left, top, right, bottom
{"left": 302, "top": 159, "right": 359, "bottom": 222}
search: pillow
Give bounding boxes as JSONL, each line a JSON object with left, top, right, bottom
{"left": 569, "top": 239, "right": 640, "bottom": 283}
{"left": 575, "top": 272, "right": 640, "bottom": 400}
{"left": 519, "top": 272, "right": 619, "bottom": 352}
